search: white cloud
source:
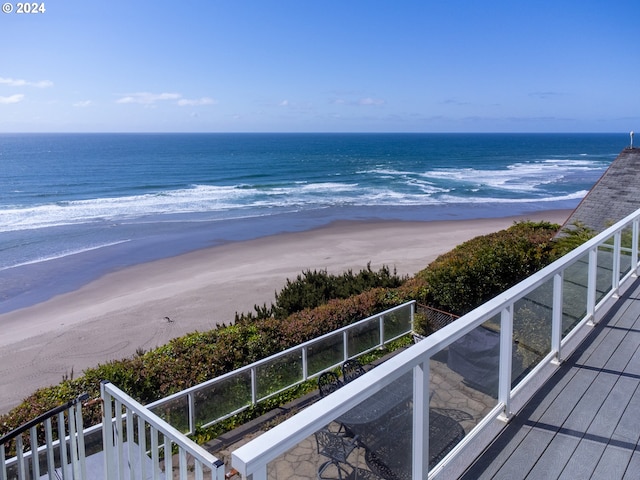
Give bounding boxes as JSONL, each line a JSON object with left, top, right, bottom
{"left": 116, "top": 92, "right": 215, "bottom": 107}
{"left": 73, "top": 100, "right": 93, "bottom": 108}
{"left": 177, "top": 97, "right": 216, "bottom": 107}
{"left": 358, "top": 97, "right": 385, "bottom": 106}
{"left": 0, "top": 77, "right": 53, "bottom": 88}
{"left": 0, "top": 94, "right": 25, "bottom": 104}
{"left": 279, "top": 100, "right": 289, "bottom": 107}
{"left": 116, "top": 92, "right": 182, "bottom": 105}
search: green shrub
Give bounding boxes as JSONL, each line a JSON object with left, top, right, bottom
{"left": 236, "top": 263, "right": 405, "bottom": 322}
{"left": 552, "top": 221, "right": 596, "bottom": 256}
{"left": 417, "top": 221, "right": 561, "bottom": 316}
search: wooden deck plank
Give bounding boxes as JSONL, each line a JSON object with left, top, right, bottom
{"left": 557, "top": 438, "right": 606, "bottom": 479}
{"left": 458, "top": 423, "right": 532, "bottom": 479}
{"left": 490, "top": 428, "right": 555, "bottom": 480}
{"left": 592, "top": 444, "right": 635, "bottom": 479}
{"left": 522, "top": 431, "right": 579, "bottom": 479}
{"left": 610, "top": 381, "right": 640, "bottom": 447}
{"left": 461, "top": 278, "right": 640, "bottom": 479}
{"left": 591, "top": 376, "right": 638, "bottom": 440}
{"left": 622, "top": 449, "right": 640, "bottom": 479}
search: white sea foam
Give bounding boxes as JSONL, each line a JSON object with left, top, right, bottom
{"left": 0, "top": 155, "right": 603, "bottom": 233}
{"left": 421, "top": 159, "right": 603, "bottom": 193}
{"left": 0, "top": 240, "right": 131, "bottom": 271}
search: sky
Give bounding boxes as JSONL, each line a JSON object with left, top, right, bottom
{"left": 1, "top": 1, "right": 639, "bottom": 133}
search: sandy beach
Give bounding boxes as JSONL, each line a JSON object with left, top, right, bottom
{"left": 0, "top": 210, "right": 571, "bottom": 414}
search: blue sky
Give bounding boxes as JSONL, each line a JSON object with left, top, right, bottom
{"left": 1, "top": 1, "right": 638, "bottom": 133}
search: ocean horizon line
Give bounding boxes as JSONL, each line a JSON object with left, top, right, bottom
{"left": 0, "top": 131, "right": 632, "bottom": 136}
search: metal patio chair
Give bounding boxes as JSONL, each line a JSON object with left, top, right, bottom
{"left": 318, "top": 371, "right": 344, "bottom": 398}
{"left": 341, "top": 359, "right": 366, "bottom": 384}
{"left": 315, "top": 428, "right": 359, "bottom": 480}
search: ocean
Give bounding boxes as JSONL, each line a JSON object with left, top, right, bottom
{"left": 0, "top": 133, "right": 624, "bottom": 313}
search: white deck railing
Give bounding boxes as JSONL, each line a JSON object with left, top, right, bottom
{"left": 147, "top": 301, "right": 414, "bottom": 435}
{"left": 0, "top": 393, "right": 88, "bottom": 480}
{"left": 101, "top": 381, "right": 225, "bottom": 480}
{"left": 2, "top": 302, "right": 413, "bottom": 480}
{"left": 231, "top": 208, "right": 640, "bottom": 479}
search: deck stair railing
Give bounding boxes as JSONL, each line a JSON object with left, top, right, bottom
{"left": 231, "top": 207, "right": 640, "bottom": 479}
{"left": 417, "top": 303, "right": 459, "bottom": 333}
{"left": 0, "top": 393, "right": 89, "bottom": 480}
{"left": 101, "top": 381, "right": 225, "bottom": 480}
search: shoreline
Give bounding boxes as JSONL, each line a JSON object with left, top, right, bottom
{"left": 0, "top": 210, "right": 571, "bottom": 414}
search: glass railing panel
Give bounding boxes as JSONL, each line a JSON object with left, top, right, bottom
{"left": 192, "top": 371, "right": 252, "bottom": 427}
{"left": 344, "top": 372, "right": 413, "bottom": 479}
{"left": 150, "top": 394, "right": 191, "bottom": 434}
{"left": 265, "top": 374, "right": 414, "bottom": 478}
{"left": 596, "top": 240, "right": 615, "bottom": 303}
{"left": 306, "top": 332, "right": 344, "bottom": 377}
{"left": 562, "top": 255, "right": 589, "bottom": 336}
{"left": 265, "top": 423, "right": 369, "bottom": 479}
{"left": 383, "top": 305, "right": 412, "bottom": 341}
{"left": 620, "top": 225, "right": 634, "bottom": 280}
{"left": 256, "top": 350, "right": 303, "bottom": 400}
{"left": 430, "top": 318, "right": 499, "bottom": 450}
{"left": 512, "top": 279, "right": 553, "bottom": 386}
{"left": 347, "top": 316, "right": 381, "bottom": 357}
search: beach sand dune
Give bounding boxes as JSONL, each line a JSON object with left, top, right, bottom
{"left": 0, "top": 211, "right": 570, "bottom": 414}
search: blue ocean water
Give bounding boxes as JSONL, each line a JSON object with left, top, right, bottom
{"left": 0, "top": 133, "right": 624, "bottom": 313}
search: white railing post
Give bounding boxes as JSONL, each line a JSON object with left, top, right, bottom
{"left": 551, "top": 272, "right": 563, "bottom": 364}
{"left": 189, "top": 392, "right": 196, "bottom": 436}
{"left": 138, "top": 415, "right": 147, "bottom": 480}
{"left": 101, "top": 381, "right": 116, "bottom": 480}
{"left": 613, "top": 231, "right": 622, "bottom": 294}
{"left": 379, "top": 314, "right": 385, "bottom": 347}
{"left": 587, "top": 247, "right": 598, "bottom": 325}
{"left": 57, "top": 411, "right": 69, "bottom": 479}
{"left": 498, "top": 305, "right": 514, "bottom": 421}
{"left": 412, "top": 360, "right": 429, "bottom": 478}
{"left": 29, "top": 426, "right": 39, "bottom": 480}
{"left": 126, "top": 409, "right": 135, "bottom": 480}
{"left": 634, "top": 219, "right": 640, "bottom": 275}
{"left": 44, "top": 419, "right": 54, "bottom": 480}
{"left": 343, "top": 330, "right": 349, "bottom": 361}
{"left": 15, "top": 437, "right": 25, "bottom": 480}
{"left": 74, "top": 400, "right": 87, "bottom": 480}
{"left": 251, "top": 367, "right": 258, "bottom": 405}
{"left": 115, "top": 398, "right": 125, "bottom": 480}
{"left": 0, "top": 440, "right": 6, "bottom": 480}
{"left": 302, "top": 346, "right": 308, "bottom": 380}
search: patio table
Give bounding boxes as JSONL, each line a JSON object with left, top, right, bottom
{"left": 337, "top": 376, "right": 465, "bottom": 479}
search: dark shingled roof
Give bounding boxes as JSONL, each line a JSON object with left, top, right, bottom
{"left": 562, "top": 147, "right": 640, "bottom": 233}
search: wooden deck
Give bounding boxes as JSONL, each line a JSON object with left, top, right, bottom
{"left": 461, "top": 277, "right": 640, "bottom": 479}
